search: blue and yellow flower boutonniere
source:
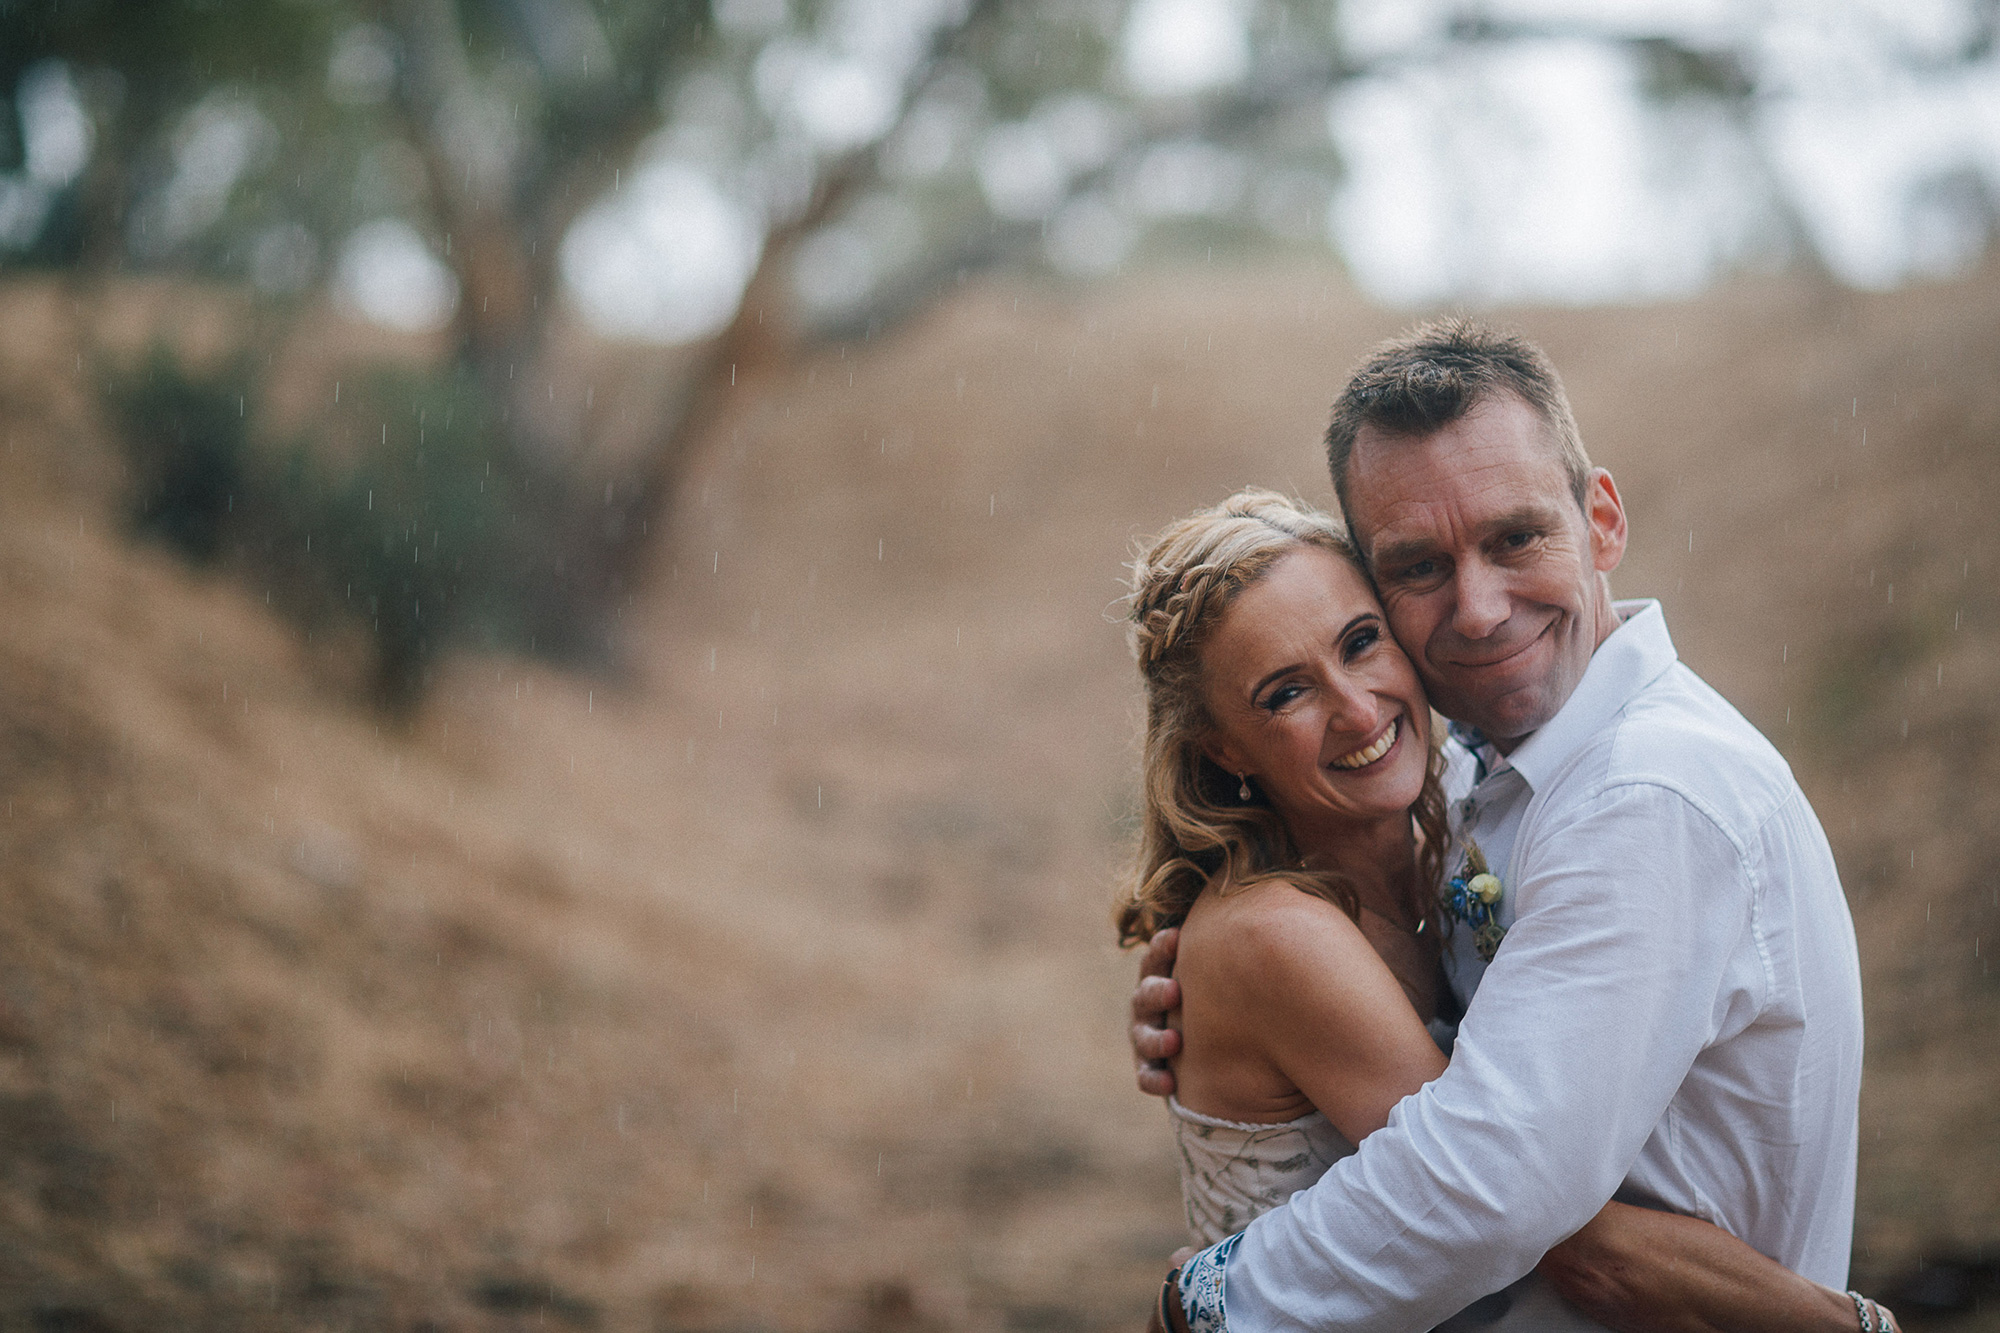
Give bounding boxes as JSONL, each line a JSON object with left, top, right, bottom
{"left": 1446, "top": 840, "right": 1507, "bottom": 962}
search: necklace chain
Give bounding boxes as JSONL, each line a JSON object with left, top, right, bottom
{"left": 1359, "top": 902, "right": 1428, "bottom": 936}
{"left": 1296, "top": 853, "right": 1430, "bottom": 937}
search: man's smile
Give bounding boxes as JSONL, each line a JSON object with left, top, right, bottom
{"left": 1442, "top": 617, "right": 1555, "bottom": 674}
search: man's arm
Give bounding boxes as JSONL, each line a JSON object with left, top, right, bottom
{"left": 1155, "top": 1204, "right": 1894, "bottom": 1333}
{"left": 1223, "top": 783, "right": 1757, "bottom": 1333}
{"left": 1541, "top": 1204, "right": 1895, "bottom": 1333}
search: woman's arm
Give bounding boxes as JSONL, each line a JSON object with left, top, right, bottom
{"left": 1539, "top": 1203, "right": 1894, "bottom": 1333}
{"left": 1175, "top": 882, "right": 1447, "bottom": 1137}
{"left": 1203, "top": 893, "right": 1895, "bottom": 1333}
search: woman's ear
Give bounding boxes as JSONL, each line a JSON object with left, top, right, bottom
{"left": 1200, "top": 734, "right": 1247, "bottom": 783}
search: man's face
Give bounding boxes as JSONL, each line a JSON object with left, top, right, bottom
{"left": 1344, "top": 391, "right": 1628, "bottom": 746}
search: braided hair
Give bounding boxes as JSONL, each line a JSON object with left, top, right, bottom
{"left": 1114, "top": 489, "right": 1449, "bottom": 946}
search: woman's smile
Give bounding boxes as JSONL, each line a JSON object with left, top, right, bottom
{"left": 1329, "top": 715, "right": 1400, "bottom": 770}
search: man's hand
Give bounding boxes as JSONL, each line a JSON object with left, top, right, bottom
{"left": 1131, "top": 927, "right": 1183, "bottom": 1098}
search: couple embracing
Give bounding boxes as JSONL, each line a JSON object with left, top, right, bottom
{"left": 1117, "top": 320, "right": 1891, "bottom": 1332}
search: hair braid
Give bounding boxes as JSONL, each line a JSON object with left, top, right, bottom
{"left": 1115, "top": 489, "right": 1451, "bottom": 947}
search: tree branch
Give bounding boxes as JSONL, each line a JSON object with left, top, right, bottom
{"left": 606, "top": 0, "right": 1012, "bottom": 579}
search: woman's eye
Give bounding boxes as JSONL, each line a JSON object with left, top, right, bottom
{"left": 1343, "top": 626, "right": 1380, "bottom": 658}
{"left": 1262, "top": 683, "right": 1304, "bottom": 711}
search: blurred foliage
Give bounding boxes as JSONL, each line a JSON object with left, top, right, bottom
{"left": 0, "top": 0, "right": 340, "bottom": 269}
{"left": 107, "top": 349, "right": 552, "bottom": 710}
{"left": 114, "top": 348, "right": 251, "bottom": 565}
{"left": 1634, "top": 38, "right": 1756, "bottom": 103}
{"left": 0, "top": 0, "right": 707, "bottom": 277}
{"left": 17, "top": 0, "right": 2000, "bottom": 711}
{"left": 8, "top": 0, "right": 710, "bottom": 707}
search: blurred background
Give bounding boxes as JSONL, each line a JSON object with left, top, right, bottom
{"left": 1, "top": 0, "right": 1998, "bottom": 1328}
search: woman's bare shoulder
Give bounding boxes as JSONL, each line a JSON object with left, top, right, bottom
{"left": 1178, "top": 878, "right": 1380, "bottom": 995}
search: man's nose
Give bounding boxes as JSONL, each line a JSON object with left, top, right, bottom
{"left": 1449, "top": 559, "right": 1511, "bottom": 641}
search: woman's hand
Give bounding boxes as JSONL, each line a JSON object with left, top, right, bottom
{"left": 1131, "top": 927, "right": 1182, "bottom": 1097}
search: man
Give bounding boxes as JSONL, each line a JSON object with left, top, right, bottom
{"left": 1132, "top": 320, "right": 1866, "bottom": 1331}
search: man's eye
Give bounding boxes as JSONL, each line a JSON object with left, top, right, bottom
{"left": 1400, "top": 558, "right": 1439, "bottom": 581}
{"left": 1501, "top": 531, "right": 1536, "bottom": 550}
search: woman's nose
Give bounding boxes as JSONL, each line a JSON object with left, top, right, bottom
{"left": 1321, "top": 672, "right": 1379, "bottom": 732}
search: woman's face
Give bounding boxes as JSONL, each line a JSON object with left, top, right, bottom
{"left": 1198, "top": 545, "right": 1430, "bottom": 841}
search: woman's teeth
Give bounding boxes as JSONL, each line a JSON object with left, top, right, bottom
{"left": 1331, "top": 719, "right": 1398, "bottom": 770}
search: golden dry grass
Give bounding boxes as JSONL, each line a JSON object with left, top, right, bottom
{"left": 0, "top": 262, "right": 1995, "bottom": 1330}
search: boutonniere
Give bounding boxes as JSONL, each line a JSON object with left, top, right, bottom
{"left": 1446, "top": 840, "right": 1507, "bottom": 962}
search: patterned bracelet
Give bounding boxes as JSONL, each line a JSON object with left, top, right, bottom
{"left": 1176, "top": 1233, "right": 1241, "bottom": 1333}
{"left": 1159, "top": 1266, "right": 1185, "bottom": 1333}
{"left": 1847, "top": 1291, "right": 1895, "bottom": 1333}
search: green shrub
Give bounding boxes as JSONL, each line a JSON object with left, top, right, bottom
{"left": 106, "top": 350, "right": 564, "bottom": 711}
{"left": 113, "top": 348, "right": 251, "bottom": 565}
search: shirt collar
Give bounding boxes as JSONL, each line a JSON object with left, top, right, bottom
{"left": 1504, "top": 600, "right": 1672, "bottom": 788}
{"left": 1499, "top": 599, "right": 1677, "bottom": 792}
{"left": 1445, "top": 718, "right": 1508, "bottom": 786}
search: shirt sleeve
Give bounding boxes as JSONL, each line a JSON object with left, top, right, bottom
{"left": 1179, "top": 1232, "right": 1242, "bottom": 1333}
{"left": 1222, "top": 780, "right": 1761, "bottom": 1333}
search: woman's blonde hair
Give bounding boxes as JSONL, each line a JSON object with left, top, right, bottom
{"left": 1114, "top": 488, "right": 1449, "bottom": 946}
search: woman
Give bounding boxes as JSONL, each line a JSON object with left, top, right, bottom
{"left": 1117, "top": 490, "right": 1896, "bottom": 1333}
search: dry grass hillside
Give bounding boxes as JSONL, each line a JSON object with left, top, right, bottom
{"left": 0, "top": 262, "right": 1995, "bottom": 1331}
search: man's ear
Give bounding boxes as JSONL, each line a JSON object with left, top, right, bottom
{"left": 1585, "top": 468, "right": 1628, "bottom": 574}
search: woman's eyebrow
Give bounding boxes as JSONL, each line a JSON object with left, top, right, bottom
{"left": 1333, "top": 612, "right": 1378, "bottom": 645}
{"left": 1251, "top": 661, "right": 1305, "bottom": 697}
{"left": 1248, "top": 614, "right": 1375, "bottom": 696}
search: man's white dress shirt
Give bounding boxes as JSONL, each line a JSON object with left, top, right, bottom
{"left": 1215, "top": 600, "right": 1865, "bottom": 1333}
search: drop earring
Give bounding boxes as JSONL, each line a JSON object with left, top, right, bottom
{"left": 1238, "top": 774, "right": 1252, "bottom": 802}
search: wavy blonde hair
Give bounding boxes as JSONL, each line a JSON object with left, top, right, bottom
{"left": 1114, "top": 489, "right": 1449, "bottom": 946}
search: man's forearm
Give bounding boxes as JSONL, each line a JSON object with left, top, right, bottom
{"left": 1539, "top": 1204, "right": 1862, "bottom": 1333}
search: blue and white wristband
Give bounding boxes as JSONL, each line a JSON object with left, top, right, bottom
{"left": 1176, "top": 1232, "right": 1240, "bottom": 1333}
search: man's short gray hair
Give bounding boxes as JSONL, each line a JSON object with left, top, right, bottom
{"left": 1325, "top": 318, "right": 1591, "bottom": 534}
